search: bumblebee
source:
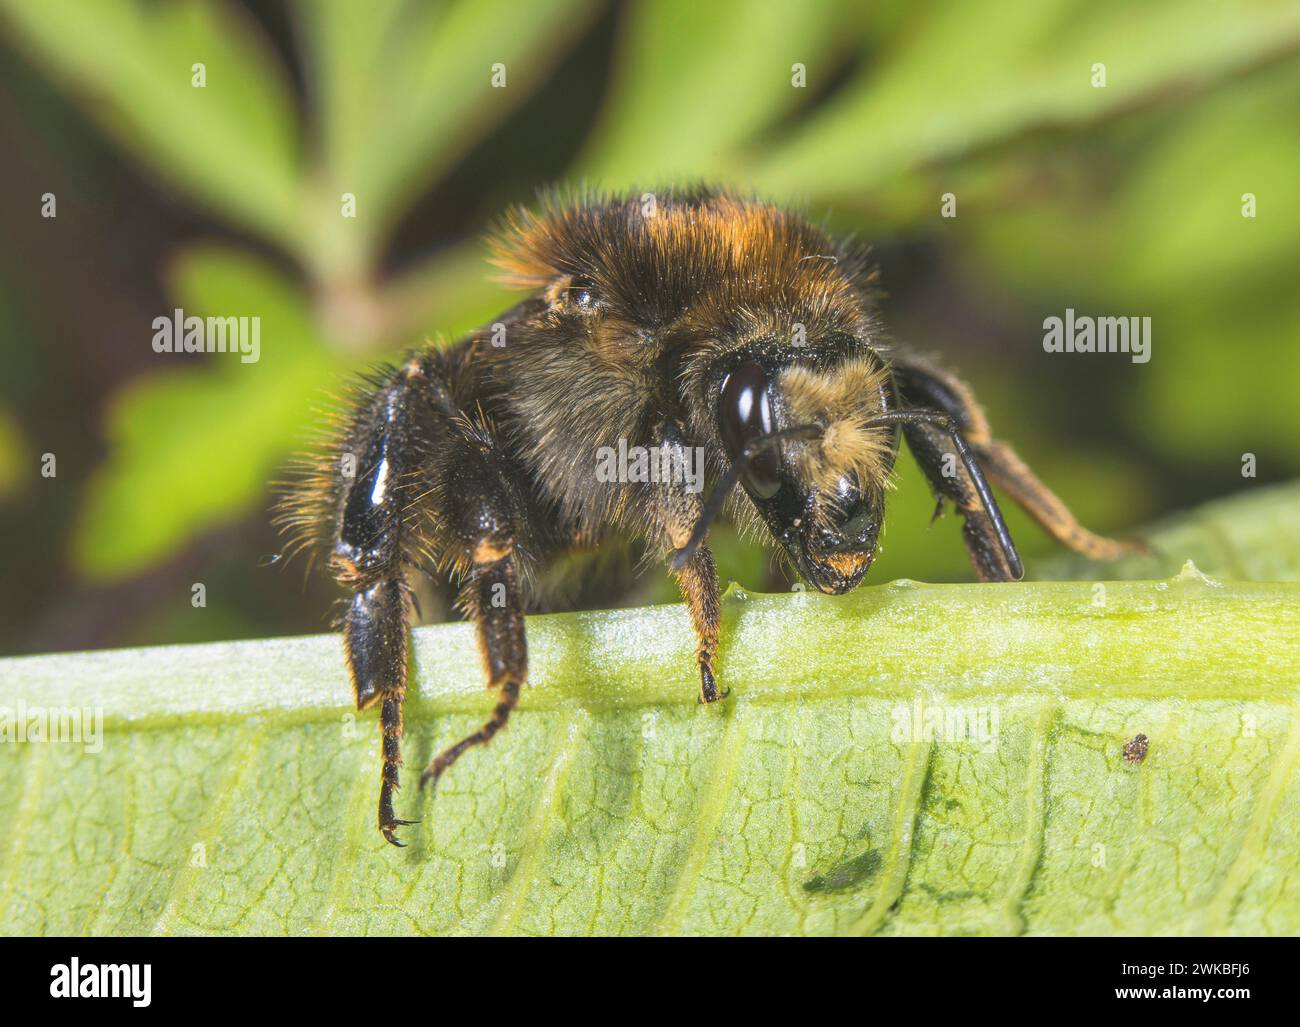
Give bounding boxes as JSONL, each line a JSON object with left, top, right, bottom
{"left": 277, "top": 188, "right": 1133, "bottom": 845}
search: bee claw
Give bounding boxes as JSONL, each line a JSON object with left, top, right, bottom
{"left": 380, "top": 818, "right": 418, "bottom": 846}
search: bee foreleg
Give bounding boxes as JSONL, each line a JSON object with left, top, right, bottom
{"left": 891, "top": 353, "right": 1142, "bottom": 564}
{"left": 673, "top": 545, "right": 725, "bottom": 703}
{"left": 896, "top": 416, "right": 1021, "bottom": 582}
{"left": 653, "top": 421, "right": 725, "bottom": 703}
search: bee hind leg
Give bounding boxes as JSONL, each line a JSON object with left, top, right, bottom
{"left": 344, "top": 579, "right": 419, "bottom": 846}
{"left": 319, "top": 359, "right": 455, "bottom": 846}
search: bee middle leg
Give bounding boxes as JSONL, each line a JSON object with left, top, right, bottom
{"left": 419, "top": 554, "right": 527, "bottom": 791}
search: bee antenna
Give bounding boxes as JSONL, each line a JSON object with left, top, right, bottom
{"left": 861, "top": 410, "right": 1023, "bottom": 580}
{"left": 671, "top": 424, "right": 822, "bottom": 571}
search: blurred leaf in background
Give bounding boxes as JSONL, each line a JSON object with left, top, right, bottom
{"left": 0, "top": 0, "right": 1297, "bottom": 653}
{"left": 73, "top": 247, "right": 342, "bottom": 576}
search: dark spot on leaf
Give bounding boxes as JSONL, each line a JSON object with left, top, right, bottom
{"left": 802, "top": 848, "right": 882, "bottom": 893}
{"left": 1123, "top": 733, "right": 1150, "bottom": 764}
{"left": 919, "top": 882, "right": 978, "bottom": 903}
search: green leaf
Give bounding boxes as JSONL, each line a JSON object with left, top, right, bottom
{"left": 575, "top": 0, "right": 855, "bottom": 184}
{"left": 4, "top": 484, "right": 1299, "bottom": 935}
{"left": 1042, "top": 481, "right": 1300, "bottom": 584}
{"left": 750, "top": 0, "right": 1300, "bottom": 205}
{"left": 69, "top": 238, "right": 534, "bottom": 580}
{"left": 959, "top": 59, "right": 1300, "bottom": 469}
{"left": 0, "top": 0, "right": 302, "bottom": 248}
{"left": 71, "top": 247, "right": 345, "bottom": 579}
{"left": 289, "top": 0, "right": 601, "bottom": 261}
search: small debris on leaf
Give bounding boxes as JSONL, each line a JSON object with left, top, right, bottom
{"left": 1123, "top": 734, "right": 1150, "bottom": 764}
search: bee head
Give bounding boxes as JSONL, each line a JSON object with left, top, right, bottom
{"left": 715, "top": 349, "right": 898, "bottom": 594}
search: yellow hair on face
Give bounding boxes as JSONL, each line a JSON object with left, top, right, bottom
{"left": 779, "top": 357, "right": 896, "bottom": 499}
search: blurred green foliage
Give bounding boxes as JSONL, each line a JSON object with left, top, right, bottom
{"left": 0, "top": 0, "right": 1298, "bottom": 652}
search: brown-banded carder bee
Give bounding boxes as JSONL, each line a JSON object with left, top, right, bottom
{"left": 276, "top": 188, "right": 1135, "bottom": 845}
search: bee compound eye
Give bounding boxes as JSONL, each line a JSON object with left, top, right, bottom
{"left": 567, "top": 278, "right": 598, "bottom": 310}
{"left": 718, "top": 361, "right": 782, "bottom": 499}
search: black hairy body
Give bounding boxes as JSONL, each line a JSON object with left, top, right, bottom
{"left": 277, "top": 188, "right": 1136, "bottom": 845}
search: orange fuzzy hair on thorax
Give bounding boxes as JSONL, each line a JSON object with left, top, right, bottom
{"left": 487, "top": 189, "right": 877, "bottom": 335}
